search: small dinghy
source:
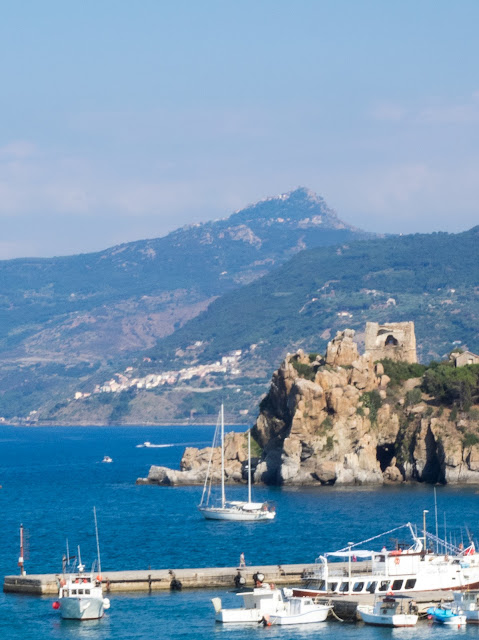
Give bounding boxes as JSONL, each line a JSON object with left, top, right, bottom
{"left": 427, "top": 605, "right": 467, "bottom": 626}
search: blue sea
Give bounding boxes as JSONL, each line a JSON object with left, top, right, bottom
{"left": 1, "top": 425, "right": 479, "bottom": 639}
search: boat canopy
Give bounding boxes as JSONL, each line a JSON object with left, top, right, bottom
{"left": 325, "top": 550, "right": 374, "bottom": 559}
{"left": 242, "top": 502, "right": 266, "bottom": 511}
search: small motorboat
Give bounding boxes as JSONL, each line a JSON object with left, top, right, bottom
{"left": 136, "top": 442, "right": 172, "bottom": 448}
{"left": 212, "top": 583, "right": 331, "bottom": 624}
{"left": 357, "top": 595, "right": 418, "bottom": 627}
{"left": 102, "top": 456, "right": 113, "bottom": 463}
{"left": 453, "top": 591, "right": 479, "bottom": 623}
{"left": 427, "top": 604, "right": 467, "bottom": 626}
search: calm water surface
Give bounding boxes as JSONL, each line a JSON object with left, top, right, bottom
{"left": 1, "top": 425, "right": 479, "bottom": 639}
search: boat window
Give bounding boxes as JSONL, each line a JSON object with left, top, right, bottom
{"left": 392, "top": 580, "right": 403, "bottom": 591}
{"left": 353, "top": 582, "right": 364, "bottom": 592}
{"left": 71, "top": 590, "right": 77, "bottom": 595}
{"left": 339, "top": 582, "right": 349, "bottom": 592}
{"left": 405, "top": 579, "right": 416, "bottom": 590}
{"left": 366, "top": 581, "right": 377, "bottom": 593}
{"left": 378, "top": 581, "right": 390, "bottom": 592}
{"left": 85, "top": 589, "right": 90, "bottom": 594}
{"left": 316, "top": 580, "right": 325, "bottom": 590}
{"left": 78, "top": 589, "right": 83, "bottom": 595}
{"left": 328, "top": 582, "right": 338, "bottom": 591}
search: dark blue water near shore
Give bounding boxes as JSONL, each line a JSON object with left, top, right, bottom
{"left": 1, "top": 425, "right": 479, "bottom": 639}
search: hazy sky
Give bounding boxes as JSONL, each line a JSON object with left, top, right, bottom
{"left": 1, "top": 0, "right": 478, "bottom": 258}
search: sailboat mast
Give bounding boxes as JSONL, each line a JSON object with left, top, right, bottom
{"left": 221, "top": 404, "right": 225, "bottom": 509}
{"left": 248, "top": 431, "right": 252, "bottom": 503}
{"left": 93, "top": 506, "right": 102, "bottom": 576}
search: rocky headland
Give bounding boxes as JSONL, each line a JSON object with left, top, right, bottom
{"left": 139, "top": 329, "right": 479, "bottom": 486}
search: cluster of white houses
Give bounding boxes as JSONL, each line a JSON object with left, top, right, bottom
{"left": 73, "top": 351, "right": 243, "bottom": 399}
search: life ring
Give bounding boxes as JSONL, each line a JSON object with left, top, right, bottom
{"left": 394, "top": 557, "right": 400, "bottom": 565}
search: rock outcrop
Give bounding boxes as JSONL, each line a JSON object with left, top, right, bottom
{"left": 138, "top": 431, "right": 251, "bottom": 486}
{"left": 140, "top": 331, "right": 479, "bottom": 487}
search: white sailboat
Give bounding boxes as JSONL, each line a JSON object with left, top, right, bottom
{"left": 198, "top": 405, "right": 275, "bottom": 521}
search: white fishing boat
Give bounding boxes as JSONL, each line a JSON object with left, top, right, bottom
{"left": 293, "top": 522, "right": 479, "bottom": 598}
{"left": 453, "top": 591, "right": 479, "bottom": 623}
{"left": 212, "top": 583, "right": 331, "bottom": 624}
{"left": 357, "top": 594, "right": 418, "bottom": 627}
{"left": 53, "top": 508, "right": 110, "bottom": 620}
{"left": 198, "top": 405, "right": 275, "bottom": 521}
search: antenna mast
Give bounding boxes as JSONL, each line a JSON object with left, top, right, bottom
{"left": 93, "top": 506, "right": 102, "bottom": 576}
{"left": 18, "top": 524, "right": 25, "bottom": 576}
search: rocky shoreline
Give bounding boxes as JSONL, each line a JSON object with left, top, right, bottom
{"left": 139, "top": 330, "right": 479, "bottom": 487}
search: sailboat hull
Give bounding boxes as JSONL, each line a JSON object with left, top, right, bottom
{"left": 199, "top": 507, "right": 275, "bottom": 521}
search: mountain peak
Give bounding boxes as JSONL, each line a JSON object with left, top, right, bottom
{"left": 230, "top": 187, "right": 357, "bottom": 231}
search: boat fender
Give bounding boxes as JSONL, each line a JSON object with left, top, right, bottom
{"left": 96, "top": 575, "right": 102, "bottom": 582}
{"left": 103, "top": 597, "right": 110, "bottom": 610}
{"left": 211, "top": 597, "right": 222, "bottom": 614}
{"left": 394, "top": 557, "right": 400, "bottom": 565}
{"left": 170, "top": 578, "right": 182, "bottom": 591}
{"left": 83, "top": 578, "right": 88, "bottom": 583}
{"left": 52, "top": 601, "right": 60, "bottom": 610}
{"left": 259, "top": 614, "right": 271, "bottom": 627}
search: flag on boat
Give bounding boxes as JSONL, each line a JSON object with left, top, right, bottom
{"left": 464, "top": 542, "right": 475, "bottom": 556}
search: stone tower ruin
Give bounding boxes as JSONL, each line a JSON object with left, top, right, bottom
{"left": 364, "top": 321, "right": 417, "bottom": 363}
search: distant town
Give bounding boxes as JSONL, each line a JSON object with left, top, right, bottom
{"left": 74, "top": 346, "right": 245, "bottom": 399}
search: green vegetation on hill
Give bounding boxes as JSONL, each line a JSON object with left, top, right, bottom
{"left": 149, "top": 227, "right": 479, "bottom": 372}
{"left": 422, "top": 363, "right": 479, "bottom": 411}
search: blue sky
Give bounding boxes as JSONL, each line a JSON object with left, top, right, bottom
{"left": 1, "top": 0, "right": 478, "bottom": 258}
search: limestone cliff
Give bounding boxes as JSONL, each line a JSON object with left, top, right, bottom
{"left": 140, "top": 330, "right": 479, "bottom": 487}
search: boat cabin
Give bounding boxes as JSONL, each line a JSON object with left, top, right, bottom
{"left": 240, "top": 586, "right": 284, "bottom": 613}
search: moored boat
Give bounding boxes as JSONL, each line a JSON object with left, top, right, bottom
{"left": 212, "top": 583, "right": 330, "bottom": 624}
{"left": 453, "top": 591, "right": 479, "bottom": 623}
{"left": 52, "top": 508, "right": 110, "bottom": 621}
{"left": 293, "top": 523, "right": 479, "bottom": 598}
{"left": 427, "top": 605, "right": 467, "bottom": 626}
{"left": 357, "top": 594, "right": 418, "bottom": 627}
{"left": 55, "top": 568, "right": 110, "bottom": 620}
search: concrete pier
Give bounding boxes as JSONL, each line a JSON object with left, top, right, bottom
{"left": 3, "top": 563, "right": 313, "bottom": 595}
